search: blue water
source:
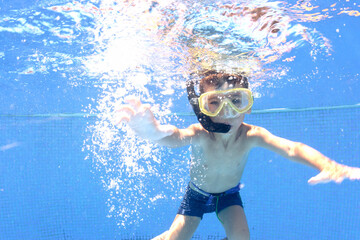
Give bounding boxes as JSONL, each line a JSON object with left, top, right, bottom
{"left": 1, "top": 0, "right": 360, "bottom": 239}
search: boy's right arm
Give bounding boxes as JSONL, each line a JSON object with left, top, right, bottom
{"left": 117, "top": 96, "right": 197, "bottom": 148}
{"left": 156, "top": 124, "right": 199, "bottom": 148}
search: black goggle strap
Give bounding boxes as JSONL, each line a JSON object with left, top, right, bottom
{"left": 186, "top": 80, "right": 231, "bottom": 133}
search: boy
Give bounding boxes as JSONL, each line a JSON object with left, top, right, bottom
{"left": 118, "top": 71, "right": 360, "bottom": 240}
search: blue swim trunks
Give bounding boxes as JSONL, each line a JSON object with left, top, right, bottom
{"left": 177, "top": 182, "right": 243, "bottom": 219}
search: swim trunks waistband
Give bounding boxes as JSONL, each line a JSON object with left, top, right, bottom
{"left": 189, "top": 181, "right": 242, "bottom": 198}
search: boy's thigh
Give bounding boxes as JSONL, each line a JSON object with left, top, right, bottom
{"left": 218, "top": 205, "right": 250, "bottom": 240}
{"left": 167, "top": 214, "right": 201, "bottom": 240}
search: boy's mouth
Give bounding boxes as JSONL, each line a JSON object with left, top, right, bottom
{"left": 212, "top": 118, "right": 231, "bottom": 125}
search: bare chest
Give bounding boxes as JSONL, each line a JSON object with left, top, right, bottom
{"left": 191, "top": 139, "right": 250, "bottom": 174}
{"left": 190, "top": 140, "right": 250, "bottom": 192}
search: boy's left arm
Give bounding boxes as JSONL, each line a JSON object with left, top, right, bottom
{"left": 250, "top": 126, "right": 360, "bottom": 184}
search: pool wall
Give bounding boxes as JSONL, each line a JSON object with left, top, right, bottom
{"left": 1, "top": 106, "right": 359, "bottom": 239}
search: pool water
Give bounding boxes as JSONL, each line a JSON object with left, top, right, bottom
{"left": 1, "top": 0, "right": 360, "bottom": 239}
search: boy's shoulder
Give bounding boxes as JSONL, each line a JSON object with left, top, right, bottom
{"left": 187, "top": 123, "right": 207, "bottom": 136}
{"left": 242, "top": 123, "right": 269, "bottom": 138}
{"left": 242, "top": 123, "right": 277, "bottom": 148}
{"left": 183, "top": 123, "right": 209, "bottom": 144}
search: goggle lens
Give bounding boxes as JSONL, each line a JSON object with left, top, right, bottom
{"left": 199, "top": 88, "right": 253, "bottom": 117}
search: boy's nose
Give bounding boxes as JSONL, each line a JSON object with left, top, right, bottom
{"left": 219, "top": 103, "right": 235, "bottom": 117}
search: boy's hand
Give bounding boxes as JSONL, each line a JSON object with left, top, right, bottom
{"left": 308, "top": 163, "right": 360, "bottom": 185}
{"left": 117, "top": 96, "right": 175, "bottom": 141}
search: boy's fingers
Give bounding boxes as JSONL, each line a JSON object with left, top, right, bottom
{"left": 118, "top": 115, "right": 130, "bottom": 124}
{"left": 117, "top": 105, "right": 136, "bottom": 116}
{"left": 335, "top": 177, "right": 344, "bottom": 184}
{"left": 116, "top": 106, "right": 136, "bottom": 125}
{"left": 126, "top": 96, "right": 142, "bottom": 109}
{"left": 140, "top": 103, "right": 152, "bottom": 111}
{"left": 348, "top": 167, "right": 360, "bottom": 180}
{"left": 309, "top": 167, "right": 360, "bottom": 185}
{"left": 308, "top": 172, "right": 331, "bottom": 185}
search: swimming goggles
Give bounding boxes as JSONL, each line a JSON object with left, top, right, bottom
{"left": 198, "top": 88, "right": 253, "bottom": 118}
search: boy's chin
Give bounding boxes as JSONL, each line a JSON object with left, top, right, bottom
{"left": 211, "top": 115, "right": 245, "bottom": 126}
{"left": 211, "top": 117, "right": 237, "bottom": 125}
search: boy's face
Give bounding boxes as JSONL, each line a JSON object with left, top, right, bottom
{"left": 202, "top": 82, "right": 252, "bottom": 128}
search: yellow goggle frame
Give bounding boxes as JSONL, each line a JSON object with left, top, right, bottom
{"left": 198, "top": 88, "right": 253, "bottom": 117}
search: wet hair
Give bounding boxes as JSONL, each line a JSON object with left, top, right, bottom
{"left": 199, "top": 70, "right": 249, "bottom": 94}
